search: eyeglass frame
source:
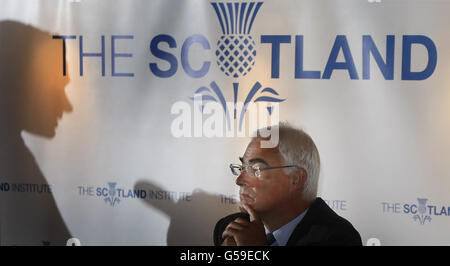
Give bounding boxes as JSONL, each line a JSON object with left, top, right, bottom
{"left": 229, "top": 163, "right": 301, "bottom": 178}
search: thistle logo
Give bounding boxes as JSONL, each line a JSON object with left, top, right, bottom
{"left": 180, "top": 2, "right": 285, "bottom": 140}
{"left": 381, "top": 197, "right": 449, "bottom": 225}
{"left": 412, "top": 198, "right": 432, "bottom": 225}
{"left": 77, "top": 182, "right": 147, "bottom": 207}
{"left": 104, "top": 182, "right": 120, "bottom": 206}
{"left": 212, "top": 2, "right": 261, "bottom": 78}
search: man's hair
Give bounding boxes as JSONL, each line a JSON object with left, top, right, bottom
{"left": 254, "top": 122, "right": 321, "bottom": 202}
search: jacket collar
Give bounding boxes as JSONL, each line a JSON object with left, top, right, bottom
{"left": 286, "top": 197, "right": 328, "bottom": 246}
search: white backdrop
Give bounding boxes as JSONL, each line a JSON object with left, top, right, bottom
{"left": 0, "top": 0, "right": 449, "bottom": 246}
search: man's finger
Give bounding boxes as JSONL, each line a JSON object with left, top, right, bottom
{"left": 239, "top": 203, "right": 247, "bottom": 213}
{"left": 227, "top": 221, "right": 246, "bottom": 231}
{"left": 222, "top": 227, "right": 239, "bottom": 240}
{"left": 243, "top": 204, "right": 260, "bottom": 222}
{"left": 221, "top": 236, "right": 237, "bottom": 246}
{"left": 233, "top": 217, "right": 250, "bottom": 225}
{"left": 239, "top": 202, "right": 250, "bottom": 214}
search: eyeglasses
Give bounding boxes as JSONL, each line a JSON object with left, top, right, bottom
{"left": 229, "top": 163, "right": 300, "bottom": 178}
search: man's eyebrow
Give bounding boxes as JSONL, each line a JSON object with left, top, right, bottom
{"left": 248, "top": 158, "right": 269, "bottom": 166}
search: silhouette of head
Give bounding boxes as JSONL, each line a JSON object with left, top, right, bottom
{"left": 0, "top": 20, "right": 72, "bottom": 138}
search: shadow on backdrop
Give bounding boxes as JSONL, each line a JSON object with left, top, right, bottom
{"left": 0, "top": 20, "right": 72, "bottom": 245}
{"left": 135, "top": 180, "right": 238, "bottom": 245}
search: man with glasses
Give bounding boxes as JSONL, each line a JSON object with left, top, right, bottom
{"left": 213, "top": 123, "right": 362, "bottom": 246}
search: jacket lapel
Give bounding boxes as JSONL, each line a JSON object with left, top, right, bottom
{"left": 286, "top": 197, "right": 326, "bottom": 246}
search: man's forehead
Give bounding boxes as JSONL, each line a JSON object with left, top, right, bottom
{"left": 242, "top": 139, "right": 280, "bottom": 160}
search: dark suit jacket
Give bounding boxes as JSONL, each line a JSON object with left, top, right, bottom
{"left": 214, "top": 197, "right": 362, "bottom": 246}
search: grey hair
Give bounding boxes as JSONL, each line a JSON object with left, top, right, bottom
{"left": 254, "top": 122, "right": 321, "bottom": 202}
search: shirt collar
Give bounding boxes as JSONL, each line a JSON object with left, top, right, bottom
{"left": 264, "top": 208, "right": 309, "bottom": 246}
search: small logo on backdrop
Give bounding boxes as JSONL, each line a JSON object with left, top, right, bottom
{"left": 381, "top": 197, "right": 449, "bottom": 225}
{"left": 77, "top": 182, "right": 146, "bottom": 207}
{"left": 104, "top": 182, "right": 120, "bottom": 206}
{"left": 78, "top": 183, "right": 238, "bottom": 207}
{"left": 412, "top": 198, "right": 432, "bottom": 225}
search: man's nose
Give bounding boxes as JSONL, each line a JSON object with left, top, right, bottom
{"left": 235, "top": 173, "right": 248, "bottom": 187}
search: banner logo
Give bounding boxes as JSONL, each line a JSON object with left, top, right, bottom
{"left": 104, "top": 182, "right": 120, "bottom": 206}
{"left": 381, "top": 197, "right": 449, "bottom": 225}
{"left": 176, "top": 2, "right": 285, "bottom": 142}
{"left": 52, "top": 1, "right": 439, "bottom": 144}
{"left": 412, "top": 198, "right": 432, "bottom": 225}
{"left": 212, "top": 2, "right": 261, "bottom": 78}
{"left": 77, "top": 183, "right": 198, "bottom": 207}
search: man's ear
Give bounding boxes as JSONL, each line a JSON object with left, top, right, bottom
{"left": 292, "top": 168, "right": 307, "bottom": 190}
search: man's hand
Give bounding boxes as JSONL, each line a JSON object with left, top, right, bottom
{"left": 221, "top": 204, "right": 268, "bottom": 246}
{"left": 221, "top": 236, "right": 237, "bottom": 246}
